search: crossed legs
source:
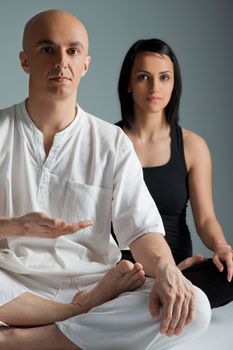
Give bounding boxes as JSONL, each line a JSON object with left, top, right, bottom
{"left": 0, "top": 261, "right": 145, "bottom": 349}
{"left": 0, "top": 262, "right": 211, "bottom": 350}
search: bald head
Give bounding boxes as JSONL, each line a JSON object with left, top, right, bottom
{"left": 22, "top": 9, "right": 89, "bottom": 54}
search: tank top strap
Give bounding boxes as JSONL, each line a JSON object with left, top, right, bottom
{"left": 170, "top": 125, "right": 188, "bottom": 173}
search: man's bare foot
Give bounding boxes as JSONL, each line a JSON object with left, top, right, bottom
{"left": 72, "top": 260, "right": 145, "bottom": 312}
{"left": 0, "top": 261, "right": 144, "bottom": 327}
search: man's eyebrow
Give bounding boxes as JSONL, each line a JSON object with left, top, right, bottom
{"left": 35, "top": 39, "right": 84, "bottom": 49}
{"left": 35, "top": 39, "right": 55, "bottom": 47}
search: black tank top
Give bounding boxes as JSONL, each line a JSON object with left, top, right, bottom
{"left": 116, "top": 122, "right": 192, "bottom": 264}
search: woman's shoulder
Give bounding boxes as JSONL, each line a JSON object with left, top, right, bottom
{"left": 181, "top": 128, "right": 211, "bottom": 167}
{"left": 181, "top": 128, "right": 208, "bottom": 150}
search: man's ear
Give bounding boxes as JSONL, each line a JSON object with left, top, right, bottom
{"left": 19, "top": 51, "right": 30, "bottom": 73}
{"left": 81, "top": 55, "right": 91, "bottom": 77}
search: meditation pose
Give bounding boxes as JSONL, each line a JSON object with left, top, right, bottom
{"left": 114, "top": 38, "right": 233, "bottom": 309}
{"left": 0, "top": 11, "right": 210, "bottom": 350}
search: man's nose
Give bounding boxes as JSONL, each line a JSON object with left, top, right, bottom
{"left": 54, "top": 51, "right": 67, "bottom": 69}
{"left": 55, "top": 62, "right": 67, "bottom": 69}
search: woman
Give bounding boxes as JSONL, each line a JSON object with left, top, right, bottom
{"left": 113, "top": 38, "right": 233, "bottom": 308}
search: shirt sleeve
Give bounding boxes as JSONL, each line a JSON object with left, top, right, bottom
{"left": 112, "top": 133, "right": 165, "bottom": 249}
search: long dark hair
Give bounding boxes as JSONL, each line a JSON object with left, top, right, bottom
{"left": 118, "top": 38, "right": 182, "bottom": 128}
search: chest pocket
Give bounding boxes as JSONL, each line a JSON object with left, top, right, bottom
{"left": 62, "top": 181, "right": 112, "bottom": 235}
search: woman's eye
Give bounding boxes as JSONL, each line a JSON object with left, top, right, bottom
{"left": 137, "top": 74, "right": 149, "bottom": 81}
{"left": 160, "top": 74, "right": 169, "bottom": 81}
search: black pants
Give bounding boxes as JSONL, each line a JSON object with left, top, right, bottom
{"left": 120, "top": 250, "right": 233, "bottom": 309}
{"left": 182, "top": 259, "right": 233, "bottom": 308}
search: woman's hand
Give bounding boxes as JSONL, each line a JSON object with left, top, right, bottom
{"left": 177, "top": 254, "right": 206, "bottom": 271}
{"left": 213, "top": 243, "right": 233, "bottom": 282}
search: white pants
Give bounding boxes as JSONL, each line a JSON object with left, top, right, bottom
{"left": 0, "top": 269, "right": 211, "bottom": 350}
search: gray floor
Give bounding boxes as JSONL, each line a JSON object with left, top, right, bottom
{"left": 178, "top": 302, "right": 233, "bottom": 349}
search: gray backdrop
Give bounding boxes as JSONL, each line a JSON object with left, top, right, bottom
{"left": 0, "top": 0, "right": 232, "bottom": 255}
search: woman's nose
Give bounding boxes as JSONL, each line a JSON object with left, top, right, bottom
{"left": 149, "top": 78, "right": 159, "bottom": 93}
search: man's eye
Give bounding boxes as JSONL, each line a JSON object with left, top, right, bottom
{"left": 68, "top": 48, "right": 80, "bottom": 55}
{"left": 41, "top": 47, "right": 53, "bottom": 54}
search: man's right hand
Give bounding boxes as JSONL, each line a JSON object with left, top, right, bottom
{"left": 149, "top": 260, "right": 195, "bottom": 336}
{"left": 0, "top": 212, "right": 93, "bottom": 239}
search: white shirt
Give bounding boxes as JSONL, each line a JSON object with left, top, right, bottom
{"left": 0, "top": 101, "right": 164, "bottom": 277}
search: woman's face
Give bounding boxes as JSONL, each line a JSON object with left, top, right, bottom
{"left": 129, "top": 51, "right": 174, "bottom": 116}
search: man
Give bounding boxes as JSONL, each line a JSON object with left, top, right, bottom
{"left": 0, "top": 9, "right": 210, "bottom": 350}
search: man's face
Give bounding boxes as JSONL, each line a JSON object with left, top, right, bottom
{"left": 20, "top": 11, "right": 90, "bottom": 101}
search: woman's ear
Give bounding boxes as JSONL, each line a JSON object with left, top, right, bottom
{"left": 19, "top": 51, "right": 30, "bottom": 73}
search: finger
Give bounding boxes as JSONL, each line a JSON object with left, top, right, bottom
{"left": 177, "top": 257, "right": 194, "bottom": 270}
{"left": 42, "top": 219, "right": 92, "bottom": 232}
{"left": 149, "top": 293, "right": 160, "bottom": 320}
{"left": 166, "top": 294, "right": 183, "bottom": 336}
{"left": 23, "top": 223, "right": 55, "bottom": 235}
{"left": 33, "top": 216, "right": 66, "bottom": 229}
{"left": 174, "top": 297, "right": 190, "bottom": 335}
{"left": 177, "top": 255, "right": 206, "bottom": 271}
{"left": 73, "top": 220, "right": 94, "bottom": 229}
{"left": 37, "top": 220, "right": 94, "bottom": 238}
{"left": 185, "top": 290, "right": 195, "bottom": 325}
{"left": 61, "top": 220, "right": 94, "bottom": 234}
{"left": 30, "top": 212, "right": 67, "bottom": 229}
{"left": 44, "top": 218, "right": 67, "bottom": 229}
{"left": 58, "top": 220, "right": 93, "bottom": 236}
{"left": 160, "top": 294, "right": 174, "bottom": 334}
{"left": 53, "top": 219, "right": 67, "bottom": 229}
{"left": 225, "top": 253, "right": 233, "bottom": 282}
{"left": 213, "top": 255, "right": 224, "bottom": 272}
{"left": 195, "top": 254, "right": 207, "bottom": 262}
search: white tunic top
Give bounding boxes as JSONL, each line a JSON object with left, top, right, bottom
{"left": 0, "top": 101, "right": 164, "bottom": 277}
